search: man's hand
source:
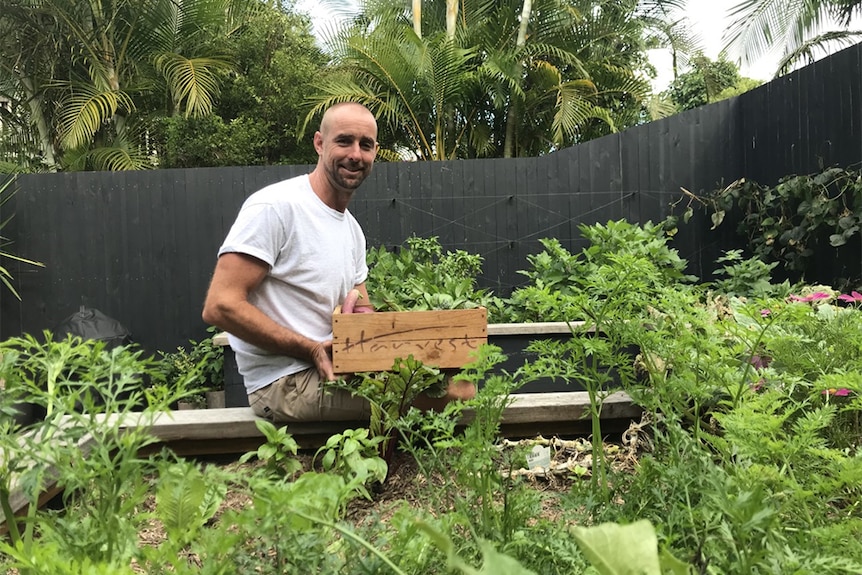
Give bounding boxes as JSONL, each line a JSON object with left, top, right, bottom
{"left": 310, "top": 339, "right": 336, "bottom": 381}
{"left": 341, "top": 287, "right": 374, "bottom": 314}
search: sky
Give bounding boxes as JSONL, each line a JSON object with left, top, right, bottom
{"left": 649, "top": 2, "right": 783, "bottom": 90}
{"left": 293, "top": 0, "right": 850, "bottom": 92}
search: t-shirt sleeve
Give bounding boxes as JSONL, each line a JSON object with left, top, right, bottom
{"left": 218, "top": 202, "right": 285, "bottom": 268}
{"left": 353, "top": 221, "right": 368, "bottom": 286}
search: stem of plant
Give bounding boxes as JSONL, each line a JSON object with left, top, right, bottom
{"left": 0, "top": 486, "right": 22, "bottom": 545}
{"left": 734, "top": 309, "right": 777, "bottom": 409}
{"left": 290, "top": 509, "right": 407, "bottom": 575}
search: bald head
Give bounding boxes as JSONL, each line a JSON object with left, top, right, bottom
{"left": 319, "top": 103, "right": 378, "bottom": 139}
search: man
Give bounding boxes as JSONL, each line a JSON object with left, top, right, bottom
{"left": 203, "top": 102, "right": 474, "bottom": 421}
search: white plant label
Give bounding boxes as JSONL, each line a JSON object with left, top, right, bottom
{"left": 526, "top": 444, "right": 551, "bottom": 471}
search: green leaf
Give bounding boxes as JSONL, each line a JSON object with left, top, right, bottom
{"left": 258, "top": 444, "right": 276, "bottom": 460}
{"left": 829, "top": 234, "right": 847, "bottom": 247}
{"left": 321, "top": 449, "right": 336, "bottom": 471}
{"left": 475, "top": 539, "right": 539, "bottom": 574}
{"left": 571, "top": 520, "right": 662, "bottom": 575}
{"left": 659, "top": 548, "right": 693, "bottom": 575}
{"left": 155, "top": 462, "right": 225, "bottom": 547}
{"left": 838, "top": 215, "right": 857, "bottom": 230}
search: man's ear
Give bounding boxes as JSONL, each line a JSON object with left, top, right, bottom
{"left": 313, "top": 131, "right": 324, "bottom": 153}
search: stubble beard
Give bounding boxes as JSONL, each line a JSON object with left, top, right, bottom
{"left": 331, "top": 162, "right": 368, "bottom": 191}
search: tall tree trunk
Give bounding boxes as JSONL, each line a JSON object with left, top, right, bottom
{"left": 503, "top": 0, "right": 532, "bottom": 158}
{"left": 21, "top": 77, "right": 57, "bottom": 167}
{"left": 446, "top": 0, "right": 457, "bottom": 38}
{"left": 413, "top": 0, "right": 421, "bottom": 37}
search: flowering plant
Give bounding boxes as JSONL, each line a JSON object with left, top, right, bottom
{"left": 838, "top": 290, "right": 862, "bottom": 304}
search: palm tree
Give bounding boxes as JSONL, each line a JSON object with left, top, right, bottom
{"left": 723, "top": 0, "right": 862, "bottom": 76}
{"left": 0, "top": 3, "right": 65, "bottom": 168}
{"left": 639, "top": 0, "right": 704, "bottom": 81}
{"left": 306, "top": 0, "right": 684, "bottom": 159}
{"left": 0, "top": 0, "right": 257, "bottom": 171}
{"left": 309, "top": 23, "right": 480, "bottom": 160}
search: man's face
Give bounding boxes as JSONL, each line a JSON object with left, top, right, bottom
{"left": 315, "top": 106, "right": 378, "bottom": 193}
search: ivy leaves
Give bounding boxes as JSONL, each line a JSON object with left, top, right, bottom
{"left": 687, "top": 166, "right": 862, "bottom": 276}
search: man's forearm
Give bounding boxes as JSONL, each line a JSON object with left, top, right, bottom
{"left": 207, "top": 301, "right": 318, "bottom": 361}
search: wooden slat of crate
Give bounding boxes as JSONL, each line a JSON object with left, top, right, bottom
{"left": 332, "top": 308, "right": 488, "bottom": 373}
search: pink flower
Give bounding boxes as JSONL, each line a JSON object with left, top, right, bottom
{"left": 821, "top": 388, "right": 851, "bottom": 397}
{"left": 789, "top": 292, "right": 831, "bottom": 303}
{"left": 837, "top": 291, "right": 862, "bottom": 303}
{"left": 760, "top": 309, "right": 771, "bottom": 317}
{"left": 749, "top": 354, "right": 771, "bottom": 370}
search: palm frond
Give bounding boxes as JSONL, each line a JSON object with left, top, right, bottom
{"left": 644, "top": 92, "right": 678, "bottom": 120}
{"left": 774, "top": 28, "right": 862, "bottom": 74}
{"left": 829, "top": 0, "right": 862, "bottom": 25}
{"left": 86, "top": 146, "right": 152, "bottom": 171}
{"left": 552, "top": 79, "right": 611, "bottom": 145}
{"left": 58, "top": 85, "right": 136, "bottom": 151}
{"left": 723, "top": 0, "right": 847, "bottom": 70}
{"left": 155, "top": 54, "right": 232, "bottom": 117}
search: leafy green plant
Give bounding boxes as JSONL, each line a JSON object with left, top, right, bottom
{"left": 711, "top": 248, "right": 792, "bottom": 298}
{"left": 576, "top": 219, "right": 696, "bottom": 285}
{"left": 0, "top": 335, "right": 190, "bottom": 572}
{"left": 395, "top": 346, "right": 538, "bottom": 546}
{"left": 499, "top": 220, "right": 695, "bottom": 323}
{"left": 7, "top": 227, "right": 862, "bottom": 574}
{"left": 153, "top": 460, "right": 226, "bottom": 548}
{"left": 609, "top": 290, "right": 862, "bottom": 573}
{"left": 0, "top": 331, "right": 186, "bottom": 418}
{"left": 313, "top": 427, "right": 388, "bottom": 500}
{"left": 328, "top": 355, "right": 448, "bottom": 466}
{"left": 159, "top": 326, "right": 224, "bottom": 406}
{"left": 673, "top": 165, "right": 862, "bottom": 281}
{"left": 518, "top": 254, "right": 653, "bottom": 502}
{"left": 222, "top": 467, "right": 401, "bottom": 574}
{"left": 367, "top": 235, "right": 497, "bottom": 312}
{"left": 761, "top": 294, "right": 862, "bottom": 381}
{"left": 238, "top": 419, "right": 303, "bottom": 478}
{"left": 571, "top": 519, "right": 690, "bottom": 575}
{"left": 415, "top": 519, "right": 539, "bottom": 575}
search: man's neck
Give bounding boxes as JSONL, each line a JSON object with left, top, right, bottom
{"left": 308, "top": 170, "right": 352, "bottom": 212}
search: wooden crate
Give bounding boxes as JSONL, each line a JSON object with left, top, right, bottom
{"left": 331, "top": 307, "right": 488, "bottom": 373}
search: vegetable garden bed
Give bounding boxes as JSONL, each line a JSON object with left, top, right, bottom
{"left": 2, "top": 225, "right": 861, "bottom": 573}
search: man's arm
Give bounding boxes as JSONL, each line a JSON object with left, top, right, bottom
{"left": 202, "top": 252, "right": 335, "bottom": 380}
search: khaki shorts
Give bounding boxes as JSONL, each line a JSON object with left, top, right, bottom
{"left": 248, "top": 368, "right": 371, "bottom": 423}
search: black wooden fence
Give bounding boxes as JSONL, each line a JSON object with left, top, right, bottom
{"left": 2, "top": 43, "right": 860, "bottom": 356}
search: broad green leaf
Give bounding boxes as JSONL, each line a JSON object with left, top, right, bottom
{"left": 710, "top": 210, "right": 725, "bottom": 229}
{"left": 475, "top": 540, "right": 539, "bottom": 575}
{"left": 829, "top": 233, "right": 847, "bottom": 247}
{"left": 571, "top": 520, "right": 662, "bottom": 575}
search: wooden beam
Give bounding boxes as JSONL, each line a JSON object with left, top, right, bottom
{"left": 487, "top": 321, "right": 587, "bottom": 336}
{"left": 496, "top": 390, "right": 639, "bottom": 424}
{"left": 213, "top": 322, "right": 590, "bottom": 348}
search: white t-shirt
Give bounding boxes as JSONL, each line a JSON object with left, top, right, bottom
{"left": 218, "top": 175, "right": 368, "bottom": 393}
